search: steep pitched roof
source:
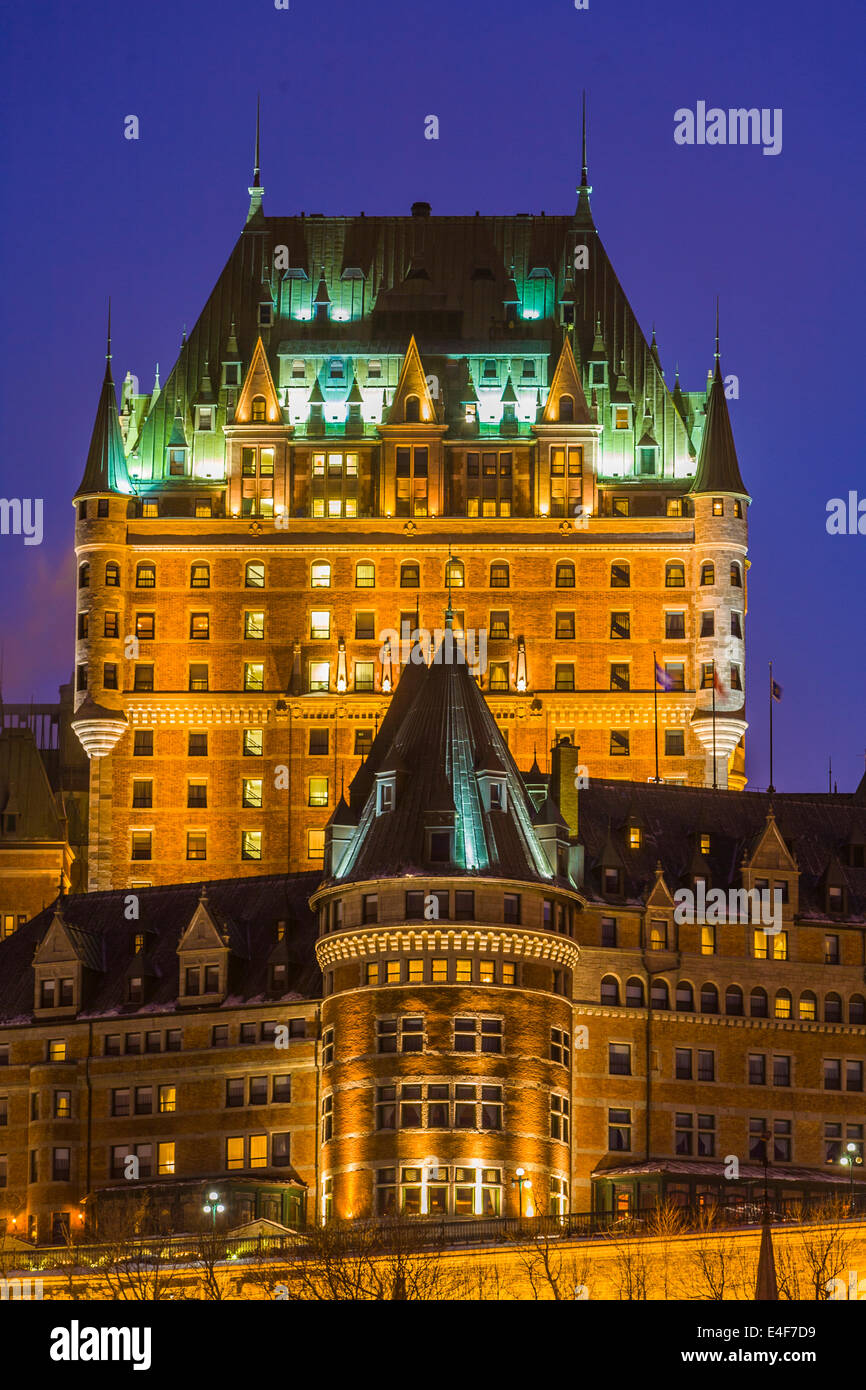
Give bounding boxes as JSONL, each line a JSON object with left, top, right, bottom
{"left": 234, "top": 334, "right": 283, "bottom": 424}
{"left": 0, "top": 727, "right": 66, "bottom": 841}
{"left": 386, "top": 335, "right": 438, "bottom": 424}
{"left": 690, "top": 360, "right": 748, "bottom": 495}
{"left": 75, "top": 357, "right": 132, "bottom": 497}
{"left": 542, "top": 333, "right": 592, "bottom": 424}
{"left": 0, "top": 874, "right": 321, "bottom": 1022}
{"left": 332, "top": 631, "right": 554, "bottom": 885}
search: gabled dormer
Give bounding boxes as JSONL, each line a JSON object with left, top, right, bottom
{"left": 386, "top": 335, "right": 438, "bottom": 426}
{"left": 531, "top": 792, "right": 571, "bottom": 881}
{"left": 643, "top": 862, "right": 677, "bottom": 953}
{"left": 376, "top": 748, "right": 408, "bottom": 815}
{"left": 818, "top": 853, "right": 849, "bottom": 919}
{"left": 534, "top": 335, "right": 599, "bottom": 518}
{"left": 324, "top": 797, "right": 359, "bottom": 879}
{"left": 165, "top": 398, "right": 189, "bottom": 478}
{"left": 597, "top": 822, "right": 628, "bottom": 899}
{"left": 233, "top": 335, "right": 283, "bottom": 427}
{"left": 744, "top": 806, "right": 799, "bottom": 914}
{"left": 32, "top": 910, "right": 103, "bottom": 1018}
{"left": 476, "top": 742, "right": 508, "bottom": 813}
{"left": 176, "top": 887, "right": 242, "bottom": 1005}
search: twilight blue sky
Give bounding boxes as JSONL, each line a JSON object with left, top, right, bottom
{"left": 0, "top": 0, "right": 863, "bottom": 792}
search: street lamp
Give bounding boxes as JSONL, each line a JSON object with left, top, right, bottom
{"left": 511, "top": 1168, "right": 532, "bottom": 1219}
{"left": 202, "top": 1189, "right": 225, "bottom": 1230}
{"left": 840, "top": 1143, "right": 863, "bottom": 1210}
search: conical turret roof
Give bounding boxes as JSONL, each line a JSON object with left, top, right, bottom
{"left": 690, "top": 360, "right": 748, "bottom": 495}
{"left": 75, "top": 327, "right": 132, "bottom": 497}
{"left": 332, "top": 633, "right": 555, "bottom": 884}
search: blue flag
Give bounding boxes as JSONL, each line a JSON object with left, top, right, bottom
{"left": 655, "top": 660, "right": 675, "bottom": 691}
{"left": 771, "top": 680, "right": 783, "bottom": 702}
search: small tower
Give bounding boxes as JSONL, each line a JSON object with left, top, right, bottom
{"left": 689, "top": 306, "right": 750, "bottom": 788}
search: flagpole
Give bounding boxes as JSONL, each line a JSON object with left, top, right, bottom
{"left": 712, "top": 675, "right": 717, "bottom": 790}
{"left": 768, "top": 660, "right": 775, "bottom": 794}
{"left": 652, "top": 650, "right": 660, "bottom": 783}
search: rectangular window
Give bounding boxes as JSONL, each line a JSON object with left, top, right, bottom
{"left": 189, "top": 664, "right": 209, "bottom": 692}
{"left": 665, "top": 730, "right": 685, "bottom": 757}
{"left": 748, "top": 1054, "right": 766, "bottom": 1086}
{"left": 186, "top": 831, "right": 207, "bottom": 861}
{"left": 188, "top": 732, "right": 207, "bottom": 757}
{"left": 243, "top": 729, "right": 263, "bottom": 757}
{"left": 610, "top": 730, "right": 629, "bottom": 757}
{"left": 242, "top": 778, "right": 262, "bottom": 808}
{"left": 190, "top": 613, "right": 210, "bottom": 641}
{"left": 609, "top": 1043, "right": 631, "bottom": 1076}
{"left": 550, "top": 1094, "right": 570, "bottom": 1142}
{"left": 554, "top": 664, "right": 575, "bottom": 692}
{"left": 241, "top": 831, "right": 262, "bottom": 861}
{"left": 308, "top": 776, "right": 329, "bottom": 807}
{"left": 354, "top": 661, "right": 375, "bottom": 692}
{"left": 773, "top": 1055, "right": 791, "bottom": 1087}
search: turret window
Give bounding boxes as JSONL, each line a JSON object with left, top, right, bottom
{"left": 78, "top": 563, "right": 90, "bottom": 589}
{"left": 730, "top": 561, "right": 742, "bottom": 587}
{"left": 700, "top": 562, "right": 715, "bottom": 585}
{"left": 700, "top": 612, "right": 714, "bottom": 637}
{"left": 733, "top": 500, "right": 743, "bottom": 518}
{"left": 712, "top": 498, "right": 724, "bottom": 516}
{"left": 105, "top": 562, "right": 120, "bottom": 586}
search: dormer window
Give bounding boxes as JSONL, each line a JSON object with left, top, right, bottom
{"left": 428, "top": 829, "right": 453, "bottom": 863}
{"left": 168, "top": 448, "right": 188, "bottom": 477}
{"left": 828, "top": 885, "right": 844, "bottom": 914}
{"left": 700, "top": 834, "right": 711, "bottom": 855}
{"left": 614, "top": 406, "right": 631, "bottom": 430}
{"left": 489, "top": 780, "right": 506, "bottom": 811}
{"left": 638, "top": 446, "right": 656, "bottom": 476}
{"left": 291, "top": 359, "right": 306, "bottom": 380}
{"left": 521, "top": 360, "right": 536, "bottom": 379}
{"left": 368, "top": 360, "right": 382, "bottom": 380}
{"left": 377, "top": 779, "right": 395, "bottom": 815}
{"left": 603, "top": 868, "right": 621, "bottom": 895}
{"left": 329, "top": 358, "right": 345, "bottom": 382}
{"left": 196, "top": 406, "right": 214, "bottom": 432}
{"left": 251, "top": 396, "right": 267, "bottom": 422}
{"left": 628, "top": 826, "right": 641, "bottom": 850}
{"left": 223, "top": 363, "right": 241, "bottom": 388}
{"left": 258, "top": 302, "right": 274, "bottom": 327}
{"left": 482, "top": 359, "right": 498, "bottom": 383}
{"left": 590, "top": 361, "right": 607, "bottom": 386}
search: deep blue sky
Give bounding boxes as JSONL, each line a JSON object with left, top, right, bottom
{"left": 1, "top": 0, "right": 863, "bottom": 793}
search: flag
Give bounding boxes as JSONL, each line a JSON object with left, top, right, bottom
{"left": 771, "top": 680, "right": 783, "bottom": 702}
{"left": 654, "top": 660, "right": 674, "bottom": 691}
{"left": 713, "top": 666, "right": 727, "bottom": 696}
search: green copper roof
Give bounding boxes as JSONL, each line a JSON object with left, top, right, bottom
{"left": 75, "top": 358, "right": 132, "bottom": 497}
{"left": 689, "top": 360, "right": 748, "bottom": 495}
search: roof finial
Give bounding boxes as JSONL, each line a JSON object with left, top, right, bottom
{"left": 246, "top": 96, "right": 265, "bottom": 224}
{"left": 106, "top": 297, "right": 112, "bottom": 362}
{"left": 714, "top": 296, "right": 720, "bottom": 364}
{"left": 580, "top": 90, "right": 588, "bottom": 188}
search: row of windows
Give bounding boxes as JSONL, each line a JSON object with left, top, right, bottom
{"left": 0, "top": 1021, "right": 309, "bottom": 1067}
{"left": 606, "top": 1113, "right": 863, "bottom": 1165}
{"left": 600, "top": 976, "right": 866, "bottom": 1022}
{"left": 363, "top": 959, "right": 518, "bottom": 989}
{"left": 129, "top": 829, "right": 264, "bottom": 862}
{"left": 371, "top": 1166, "right": 507, "bottom": 1219}
{"left": 78, "top": 557, "right": 744, "bottom": 592}
{"left": 605, "top": 1043, "right": 863, "bottom": 1091}
{"left": 129, "top": 728, "right": 374, "bottom": 758}
{"left": 375, "top": 1017, "right": 503, "bottom": 1054}
{"left": 374, "top": 1083, "right": 504, "bottom": 1132}
{"left": 321, "top": 888, "right": 573, "bottom": 935}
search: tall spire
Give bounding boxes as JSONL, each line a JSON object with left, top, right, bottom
{"left": 246, "top": 95, "right": 265, "bottom": 226}
{"left": 74, "top": 307, "right": 133, "bottom": 498}
{"left": 575, "top": 91, "right": 594, "bottom": 229}
{"left": 689, "top": 306, "right": 748, "bottom": 496}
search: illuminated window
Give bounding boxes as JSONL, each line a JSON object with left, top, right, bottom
{"left": 355, "top": 562, "right": 375, "bottom": 588}
{"left": 310, "top": 610, "right": 330, "bottom": 641}
{"left": 186, "top": 832, "right": 207, "bottom": 861}
{"left": 614, "top": 407, "right": 630, "bottom": 430}
{"left": 245, "top": 561, "right": 265, "bottom": 588}
{"left": 665, "top": 561, "right": 685, "bottom": 588}
{"left": 311, "top": 561, "right": 331, "bottom": 588}
{"left": 245, "top": 611, "right": 265, "bottom": 640}
{"left": 700, "top": 926, "right": 716, "bottom": 955}
{"left": 431, "top": 959, "right": 448, "bottom": 983}
{"left": 712, "top": 498, "right": 724, "bottom": 516}
{"left": 628, "top": 826, "right": 641, "bottom": 850}
{"left": 190, "top": 562, "right": 209, "bottom": 588}
{"left": 48, "top": 1040, "right": 66, "bottom": 1063}
{"left": 308, "top": 777, "right": 328, "bottom": 807}
{"left": 243, "top": 728, "right": 263, "bottom": 757}
{"left": 309, "top": 662, "right": 330, "bottom": 693}
{"left": 445, "top": 559, "right": 464, "bottom": 589}
{"left": 131, "top": 831, "right": 152, "bottom": 861}
{"left": 136, "top": 562, "right": 156, "bottom": 588}
{"left": 244, "top": 663, "right": 264, "bottom": 691}
{"left": 241, "top": 830, "right": 262, "bottom": 861}
{"left": 700, "top": 562, "right": 715, "bottom": 586}
{"left": 307, "top": 829, "right": 325, "bottom": 861}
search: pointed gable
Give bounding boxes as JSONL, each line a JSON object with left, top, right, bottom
{"left": 386, "top": 335, "right": 437, "bottom": 424}
{"left": 542, "top": 334, "right": 592, "bottom": 424}
{"left": 748, "top": 809, "right": 798, "bottom": 872}
{"left": 234, "top": 335, "right": 282, "bottom": 424}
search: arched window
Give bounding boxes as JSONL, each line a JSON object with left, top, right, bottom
{"left": 774, "top": 988, "right": 792, "bottom": 1020}
{"left": 400, "top": 562, "right": 420, "bottom": 588}
{"left": 556, "top": 561, "right": 575, "bottom": 588}
{"left": 445, "top": 558, "right": 464, "bottom": 589}
{"left": 245, "top": 561, "right": 265, "bottom": 589}
{"left": 700, "top": 561, "right": 715, "bottom": 586}
{"left": 824, "top": 992, "right": 843, "bottom": 1023}
{"left": 850, "top": 994, "right": 866, "bottom": 1025}
{"left": 730, "top": 561, "right": 742, "bottom": 587}
{"left": 799, "top": 990, "right": 818, "bottom": 1021}
{"left": 251, "top": 395, "right": 266, "bottom": 422}
{"left": 78, "top": 563, "right": 90, "bottom": 589}
{"left": 558, "top": 394, "right": 574, "bottom": 423}
{"left": 675, "top": 981, "right": 694, "bottom": 1012}
{"left": 725, "top": 985, "right": 744, "bottom": 1016}
{"left": 600, "top": 975, "right": 619, "bottom": 1006}
{"left": 405, "top": 395, "right": 420, "bottom": 423}
{"left": 489, "top": 562, "right": 510, "bottom": 588}
{"left": 190, "top": 562, "right": 210, "bottom": 589}
{"left": 104, "top": 562, "right": 120, "bottom": 587}
{"left": 625, "top": 977, "right": 644, "bottom": 1008}
{"left": 610, "top": 561, "right": 630, "bottom": 588}
{"left": 750, "top": 986, "right": 768, "bottom": 1018}
{"left": 651, "top": 979, "right": 669, "bottom": 1010}
{"left": 665, "top": 561, "right": 685, "bottom": 588}
{"left": 311, "top": 561, "right": 331, "bottom": 588}
{"left": 135, "top": 562, "right": 156, "bottom": 589}
{"left": 700, "top": 983, "right": 719, "bottom": 1014}
{"left": 355, "top": 561, "right": 375, "bottom": 588}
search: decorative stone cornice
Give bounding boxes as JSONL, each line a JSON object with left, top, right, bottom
{"left": 315, "top": 925, "right": 579, "bottom": 971}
